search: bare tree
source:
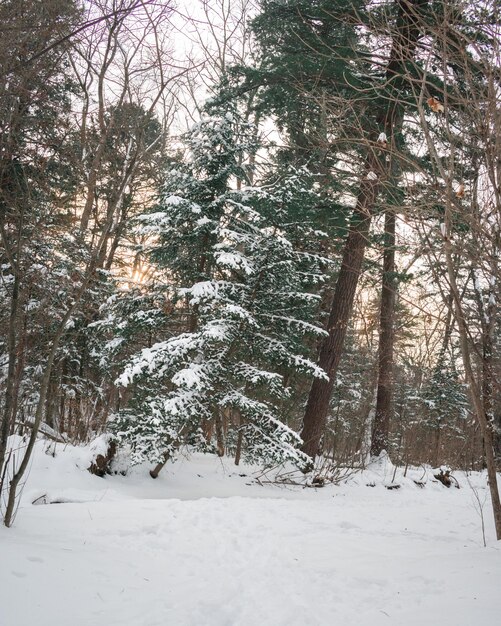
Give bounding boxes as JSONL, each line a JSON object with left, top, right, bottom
{"left": 411, "top": 0, "right": 501, "bottom": 538}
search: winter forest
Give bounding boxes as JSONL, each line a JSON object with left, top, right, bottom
{"left": 1, "top": 1, "right": 501, "bottom": 624}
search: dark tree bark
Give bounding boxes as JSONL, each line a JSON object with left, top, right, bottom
{"left": 0, "top": 266, "right": 19, "bottom": 480}
{"left": 301, "top": 183, "right": 378, "bottom": 459}
{"left": 371, "top": 210, "right": 396, "bottom": 456}
{"left": 0, "top": 164, "right": 26, "bottom": 483}
{"left": 473, "top": 271, "right": 499, "bottom": 467}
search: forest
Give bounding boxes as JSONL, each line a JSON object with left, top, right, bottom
{"left": 1, "top": 2, "right": 501, "bottom": 621}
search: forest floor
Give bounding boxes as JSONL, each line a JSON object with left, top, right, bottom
{"left": 0, "top": 439, "right": 500, "bottom": 626}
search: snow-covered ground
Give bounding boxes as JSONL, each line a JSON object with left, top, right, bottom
{"left": 1, "top": 440, "right": 500, "bottom": 626}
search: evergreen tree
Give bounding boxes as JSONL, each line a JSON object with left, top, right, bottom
{"left": 112, "top": 97, "right": 329, "bottom": 469}
{"left": 421, "top": 352, "right": 469, "bottom": 466}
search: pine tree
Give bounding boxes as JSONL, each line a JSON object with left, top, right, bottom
{"left": 421, "top": 352, "right": 469, "bottom": 466}
{"left": 112, "top": 96, "right": 329, "bottom": 470}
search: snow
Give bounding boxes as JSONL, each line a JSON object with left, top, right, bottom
{"left": 171, "top": 363, "right": 205, "bottom": 389}
{"left": 214, "top": 250, "right": 254, "bottom": 275}
{"left": 180, "top": 280, "right": 219, "bottom": 304}
{"left": 87, "top": 433, "right": 117, "bottom": 462}
{"left": 1, "top": 440, "right": 500, "bottom": 626}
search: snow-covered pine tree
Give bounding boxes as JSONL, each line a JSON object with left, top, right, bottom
{"left": 112, "top": 96, "right": 329, "bottom": 469}
{"left": 421, "top": 348, "right": 469, "bottom": 466}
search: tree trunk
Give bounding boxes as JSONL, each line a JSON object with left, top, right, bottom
{"left": 235, "top": 432, "right": 243, "bottom": 466}
{"left": 301, "top": 203, "right": 376, "bottom": 459}
{"left": 0, "top": 270, "right": 19, "bottom": 480}
{"left": 234, "top": 411, "right": 244, "bottom": 466}
{"left": 150, "top": 454, "right": 170, "bottom": 479}
{"left": 481, "top": 292, "right": 497, "bottom": 467}
{"left": 215, "top": 412, "right": 225, "bottom": 457}
{"left": 3, "top": 314, "right": 69, "bottom": 526}
{"left": 442, "top": 226, "right": 501, "bottom": 540}
{"left": 494, "top": 414, "right": 501, "bottom": 468}
{"left": 0, "top": 208, "right": 23, "bottom": 483}
{"left": 371, "top": 210, "right": 396, "bottom": 456}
